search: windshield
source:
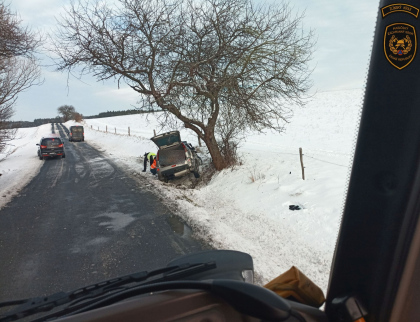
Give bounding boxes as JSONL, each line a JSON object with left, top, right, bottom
{"left": 41, "top": 138, "right": 62, "bottom": 147}
{"left": 0, "top": 0, "right": 379, "bottom": 319}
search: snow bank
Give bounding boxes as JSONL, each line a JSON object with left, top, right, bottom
{"left": 0, "top": 124, "right": 51, "bottom": 209}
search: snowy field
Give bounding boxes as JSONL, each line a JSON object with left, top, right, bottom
{"left": 0, "top": 89, "right": 363, "bottom": 293}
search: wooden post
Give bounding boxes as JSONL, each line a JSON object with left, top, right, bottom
{"left": 153, "top": 129, "right": 156, "bottom": 136}
{"left": 106, "top": 125, "right": 107, "bottom": 132}
{"left": 299, "top": 147, "right": 305, "bottom": 180}
{"left": 128, "top": 127, "right": 130, "bottom": 136}
{"left": 115, "top": 127, "right": 116, "bottom": 134}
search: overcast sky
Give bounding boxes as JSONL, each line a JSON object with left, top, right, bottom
{"left": 9, "top": 0, "right": 380, "bottom": 121}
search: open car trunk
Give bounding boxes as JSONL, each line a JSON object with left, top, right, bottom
{"left": 158, "top": 144, "right": 186, "bottom": 167}
{"left": 151, "top": 131, "right": 181, "bottom": 148}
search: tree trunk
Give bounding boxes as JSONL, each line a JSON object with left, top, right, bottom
{"left": 204, "top": 131, "right": 227, "bottom": 171}
{"left": 184, "top": 121, "right": 228, "bottom": 171}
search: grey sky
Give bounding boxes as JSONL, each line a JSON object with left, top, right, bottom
{"left": 9, "top": 0, "right": 379, "bottom": 121}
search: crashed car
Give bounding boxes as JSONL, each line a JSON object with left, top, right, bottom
{"left": 151, "top": 131, "right": 201, "bottom": 182}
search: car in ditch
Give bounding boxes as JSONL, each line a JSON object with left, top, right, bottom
{"left": 36, "top": 134, "right": 66, "bottom": 160}
{"left": 69, "top": 125, "right": 84, "bottom": 142}
{"left": 151, "top": 131, "right": 201, "bottom": 182}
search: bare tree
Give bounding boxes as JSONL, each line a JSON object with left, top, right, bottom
{"left": 0, "top": 2, "right": 42, "bottom": 153}
{"left": 57, "top": 104, "right": 76, "bottom": 122}
{"left": 73, "top": 112, "right": 83, "bottom": 122}
{"left": 54, "top": 0, "right": 314, "bottom": 170}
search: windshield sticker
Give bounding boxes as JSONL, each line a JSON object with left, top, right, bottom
{"left": 384, "top": 23, "right": 417, "bottom": 69}
{"left": 382, "top": 4, "right": 419, "bottom": 18}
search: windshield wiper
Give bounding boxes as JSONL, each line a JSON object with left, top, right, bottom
{"left": 0, "top": 261, "right": 216, "bottom": 322}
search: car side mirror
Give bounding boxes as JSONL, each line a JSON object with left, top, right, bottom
{"left": 36, "top": 143, "right": 39, "bottom": 146}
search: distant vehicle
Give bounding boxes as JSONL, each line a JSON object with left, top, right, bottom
{"left": 69, "top": 125, "right": 84, "bottom": 142}
{"left": 151, "top": 131, "right": 201, "bottom": 182}
{"left": 36, "top": 134, "right": 66, "bottom": 160}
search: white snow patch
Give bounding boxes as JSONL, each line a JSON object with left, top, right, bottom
{"left": 96, "top": 212, "right": 136, "bottom": 231}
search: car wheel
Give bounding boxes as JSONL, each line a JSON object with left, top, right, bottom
{"left": 39, "top": 155, "right": 42, "bottom": 160}
{"left": 193, "top": 161, "right": 200, "bottom": 178}
{"left": 158, "top": 172, "right": 164, "bottom": 181}
{"left": 62, "top": 154, "right": 66, "bottom": 159}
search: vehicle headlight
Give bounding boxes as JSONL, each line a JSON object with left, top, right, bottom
{"left": 242, "top": 270, "right": 254, "bottom": 283}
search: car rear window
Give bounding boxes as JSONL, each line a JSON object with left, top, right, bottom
{"left": 41, "top": 138, "right": 62, "bottom": 147}
{"left": 153, "top": 134, "right": 180, "bottom": 148}
{"left": 72, "top": 127, "right": 83, "bottom": 132}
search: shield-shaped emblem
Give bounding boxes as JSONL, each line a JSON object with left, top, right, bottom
{"left": 384, "top": 23, "right": 417, "bottom": 70}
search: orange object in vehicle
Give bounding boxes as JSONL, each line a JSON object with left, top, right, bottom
{"left": 264, "top": 266, "right": 325, "bottom": 308}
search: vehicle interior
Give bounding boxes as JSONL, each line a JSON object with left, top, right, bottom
{"left": 2, "top": 0, "right": 420, "bottom": 321}
{"left": 49, "top": 1, "right": 420, "bottom": 320}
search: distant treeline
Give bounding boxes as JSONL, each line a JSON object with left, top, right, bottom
{"left": 84, "top": 108, "right": 159, "bottom": 119}
{"left": 8, "top": 117, "right": 62, "bottom": 128}
{"left": 8, "top": 109, "right": 160, "bottom": 128}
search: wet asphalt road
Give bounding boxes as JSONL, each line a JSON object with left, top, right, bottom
{"left": 0, "top": 123, "right": 209, "bottom": 301}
